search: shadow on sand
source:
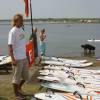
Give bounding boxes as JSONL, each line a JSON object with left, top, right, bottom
{"left": 25, "top": 94, "right": 36, "bottom": 100}
{"left": 0, "top": 71, "right": 12, "bottom": 75}
{"left": 0, "top": 97, "right": 8, "bottom": 100}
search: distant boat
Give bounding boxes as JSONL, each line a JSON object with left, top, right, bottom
{"left": 87, "top": 39, "right": 100, "bottom": 42}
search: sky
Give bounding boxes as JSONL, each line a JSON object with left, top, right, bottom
{"left": 0, "top": 0, "right": 100, "bottom": 19}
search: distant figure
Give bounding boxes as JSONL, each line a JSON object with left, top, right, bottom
{"left": 39, "top": 28, "right": 46, "bottom": 63}
{"left": 29, "top": 27, "right": 38, "bottom": 58}
{"left": 81, "top": 44, "right": 95, "bottom": 54}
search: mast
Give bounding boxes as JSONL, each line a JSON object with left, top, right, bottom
{"left": 30, "top": 0, "right": 33, "bottom": 35}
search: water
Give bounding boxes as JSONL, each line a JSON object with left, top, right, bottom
{"left": 0, "top": 21, "right": 100, "bottom": 57}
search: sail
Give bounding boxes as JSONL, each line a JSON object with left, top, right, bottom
{"left": 24, "top": 0, "right": 29, "bottom": 17}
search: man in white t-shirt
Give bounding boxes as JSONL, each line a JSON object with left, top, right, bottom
{"left": 8, "top": 14, "right": 29, "bottom": 100}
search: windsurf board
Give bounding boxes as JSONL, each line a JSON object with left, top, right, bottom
{"left": 41, "top": 82, "right": 98, "bottom": 96}
{"left": 43, "top": 56, "right": 87, "bottom": 63}
{"left": 0, "top": 55, "right": 11, "bottom": 65}
{"left": 34, "top": 92, "right": 100, "bottom": 100}
{"left": 41, "top": 60, "right": 93, "bottom": 67}
{"left": 34, "top": 92, "right": 67, "bottom": 100}
{"left": 87, "top": 39, "right": 100, "bottom": 42}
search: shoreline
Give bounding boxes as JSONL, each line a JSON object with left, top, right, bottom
{"left": 0, "top": 18, "right": 100, "bottom": 24}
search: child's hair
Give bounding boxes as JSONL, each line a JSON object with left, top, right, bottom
{"left": 12, "top": 13, "right": 23, "bottom": 26}
{"left": 41, "top": 28, "right": 45, "bottom": 33}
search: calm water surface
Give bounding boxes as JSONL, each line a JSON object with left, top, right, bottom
{"left": 0, "top": 21, "right": 100, "bottom": 57}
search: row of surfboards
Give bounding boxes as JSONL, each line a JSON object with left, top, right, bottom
{"left": 0, "top": 55, "right": 100, "bottom": 99}
{"left": 0, "top": 55, "right": 98, "bottom": 69}
{"left": 33, "top": 57, "right": 100, "bottom": 100}
{"left": 35, "top": 69, "right": 100, "bottom": 99}
{"left": 0, "top": 55, "right": 93, "bottom": 68}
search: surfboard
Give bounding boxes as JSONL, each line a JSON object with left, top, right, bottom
{"left": 41, "top": 60, "right": 93, "bottom": 68}
{"left": 37, "top": 75, "right": 81, "bottom": 86}
{"left": 43, "top": 65, "right": 100, "bottom": 77}
{"left": 0, "top": 55, "right": 9, "bottom": 60}
{"left": 39, "top": 70, "right": 72, "bottom": 77}
{"left": 41, "top": 82, "right": 98, "bottom": 96}
{"left": 0, "top": 55, "right": 12, "bottom": 73}
{"left": 44, "top": 65, "right": 69, "bottom": 70}
{"left": 87, "top": 39, "right": 100, "bottom": 42}
{"left": 0, "top": 55, "right": 11, "bottom": 65}
{"left": 34, "top": 92, "right": 100, "bottom": 100}
{"left": 34, "top": 92, "right": 67, "bottom": 100}
{"left": 44, "top": 56, "right": 87, "bottom": 63}
{"left": 39, "top": 71, "right": 94, "bottom": 83}
{"left": 38, "top": 76, "right": 60, "bottom": 82}
{"left": 56, "top": 57, "right": 87, "bottom": 63}
{"left": 60, "top": 92, "right": 100, "bottom": 100}
{"left": 39, "top": 68, "right": 96, "bottom": 77}
{"left": 41, "top": 70, "right": 99, "bottom": 80}
{"left": 43, "top": 65, "right": 99, "bottom": 75}
{"left": 38, "top": 74, "right": 100, "bottom": 90}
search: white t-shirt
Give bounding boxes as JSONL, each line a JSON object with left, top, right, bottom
{"left": 8, "top": 26, "right": 26, "bottom": 60}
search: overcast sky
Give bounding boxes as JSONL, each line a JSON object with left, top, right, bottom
{"left": 0, "top": 0, "right": 100, "bottom": 19}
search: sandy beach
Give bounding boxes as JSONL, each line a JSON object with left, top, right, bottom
{"left": 0, "top": 56, "right": 100, "bottom": 100}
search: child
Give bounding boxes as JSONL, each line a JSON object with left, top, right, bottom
{"left": 39, "top": 28, "right": 46, "bottom": 63}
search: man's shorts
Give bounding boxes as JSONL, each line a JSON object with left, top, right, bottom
{"left": 12, "top": 58, "right": 29, "bottom": 84}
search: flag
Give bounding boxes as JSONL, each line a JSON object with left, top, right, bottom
{"left": 24, "top": 0, "right": 29, "bottom": 17}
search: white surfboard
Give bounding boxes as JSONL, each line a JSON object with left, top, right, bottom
{"left": 39, "top": 66, "right": 100, "bottom": 77}
{"left": 43, "top": 65, "right": 100, "bottom": 76}
{"left": 41, "top": 82, "right": 98, "bottom": 96}
{"left": 39, "top": 69, "right": 97, "bottom": 79}
{"left": 39, "top": 70, "right": 71, "bottom": 77}
{"left": 87, "top": 39, "right": 100, "bottom": 42}
{"left": 43, "top": 65, "right": 97, "bottom": 75}
{"left": 39, "top": 70, "right": 100, "bottom": 88}
{"left": 44, "top": 65, "right": 69, "bottom": 70}
{"left": 34, "top": 92, "right": 100, "bottom": 100}
{"left": 38, "top": 76, "right": 61, "bottom": 82}
{"left": 38, "top": 75, "right": 100, "bottom": 90}
{"left": 44, "top": 56, "right": 87, "bottom": 63}
{"left": 37, "top": 75, "right": 77, "bottom": 85}
{"left": 41, "top": 60, "right": 93, "bottom": 68}
{"left": 0, "top": 55, "right": 9, "bottom": 60}
{"left": 37, "top": 75, "right": 94, "bottom": 89}
{"left": 56, "top": 57, "right": 87, "bottom": 63}
{"left": 34, "top": 92, "right": 67, "bottom": 100}
{"left": 0, "top": 55, "right": 11, "bottom": 65}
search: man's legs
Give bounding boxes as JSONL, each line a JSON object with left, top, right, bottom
{"left": 12, "top": 83, "right": 19, "bottom": 96}
{"left": 18, "top": 80, "right": 25, "bottom": 94}
{"left": 19, "top": 59, "right": 29, "bottom": 94}
{"left": 12, "top": 60, "right": 25, "bottom": 99}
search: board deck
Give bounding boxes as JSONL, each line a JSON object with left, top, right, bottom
{"left": 34, "top": 92, "right": 100, "bottom": 100}
{"left": 0, "top": 55, "right": 11, "bottom": 65}
{"left": 34, "top": 92, "right": 67, "bottom": 100}
{"left": 87, "top": 39, "right": 100, "bottom": 42}
{"left": 44, "top": 56, "right": 87, "bottom": 63}
{"left": 41, "top": 60, "right": 93, "bottom": 67}
{"left": 41, "top": 82, "right": 99, "bottom": 96}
